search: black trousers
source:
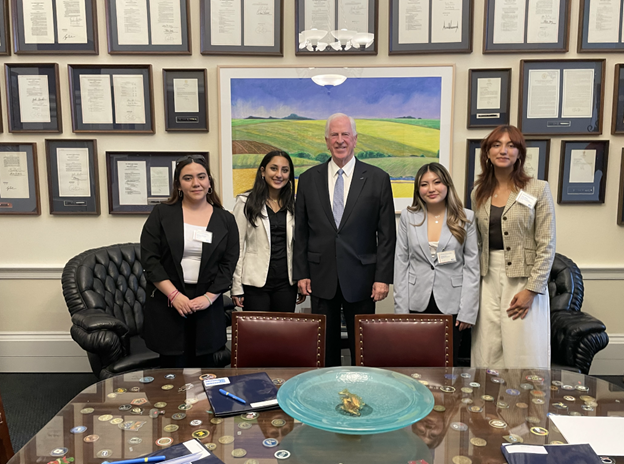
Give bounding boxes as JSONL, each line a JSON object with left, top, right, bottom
{"left": 242, "top": 283, "right": 297, "bottom": 312}
{"left": 312, "top": 282, "right": 375, "bottom": 367}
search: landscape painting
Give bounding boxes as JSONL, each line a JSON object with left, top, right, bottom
{"left": 219, "top": 66, "right": 454, "bottom": 211}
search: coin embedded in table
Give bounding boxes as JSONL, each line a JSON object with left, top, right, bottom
{"left": 163, "top": 424, "right": 179, "bottom": 432}
{"left": 154, "top": 402, "right": 167, "bottom": 408}
{"left": 131, "top": 398, "right": 148, "bottom": 406}
{"left": 452, "top": 456, "right": 472, "bottom": 464}
{"left": 552, "top": 402, "right": 567, "bottom": 410}
{"left": 178, "top": 403, "right": 192, "bottom": 411}
{"left": 532, "top": 398, "right": 545, "bottom": 405}
{"left": 570, "top": 411, "right": 582, "bottom": 416}
{"left": 576, "top": 385, "right": 589, "bottom": 392}
{"left": 80, "top": 407, "right": 94, "bottom": 414}
{"left": 530, "top": 390, "right": 545, "bottom": 397}
{"left": 549, "top": 440, "right": 565, "bottom": 445}
{"left": 272, "top": 378, "right": 285, "bottom": 386}
{"left": 486, "top": 369, "right": 499, "bottom": 376}
{"left": 506, "top": 389, "right": 520, "bottom": 396}
{"left": 129, "top": 437, "right": 142, "bottom": 445}
{"left": 461, "top": 373, "right": 471, "bottom": 379}
{"left": 491, "top": 377, "right": 505, "bottom": 384}
{"left": 470, "top": 437, "right": 487, "bottom": 447}
{"left": 202, "top": 373, "right": 217, "bottom": 380}
{"left": 481, "top": 395, "right": 494, "bottom": 402}
{"left": 205, "top": 443, "right": 217, "bottom": 451}
{"left": 115, "top": 388, "right": 128, "bottom": 393}
{"left": 520, "top": 383, "right": 534, "bottom": 390}
{"left": 450, "top": 422, "right": 468, "bottom": 432}
{"left": 156, "top": 437, "right": 173, "bottom": 446}
{"left": 50, "top": 448, "right": 68, "bottom": 457}
{"left": 433, "top": 405, "right": 446, "bottom": 412}
{"left": 580, "top": 395, "right": 595, "bottom": 402}
{"left": 172, "top": 413, "right": 186, "bottom": 420}
{"left": 461, "top": 398, "right": 473, "bottom": 404}
{"left": 550, "top": 386, "right": 559, "bottom": 391}
{"left": 469, "top": 382, "right": 480, "bottom": 388}
{"left": 84, "top": 434, "right": 99, "bottom": 442}
{"left": 165, "top": 373, "right": 176, "bottom": 380}
{"left": 162, "top": 384, "right": 174, "bottom": 390}
{"left": 179, "top": 383, "right": 194, "bottom": 392}
{"left": 271, "top": 418, "right": 286, "bottom": 427}
{"left": 262, "top": 438, "right": 278, "bottom": 447}
{"left": 119, "top": 421, "right": 134, "bottom": 430}
{"left": 586, "top": 401, "right": 599, "bottom": 407}
{"left": 489, "top": 419, "right": 507, "bottom": 429}
{"left": 531, "top": 426, "right": 549, "bottom": 436}
{"left": 244, "top": 460, "right": 259, "bottom": 464}
{"left": 131, "top": 407, "right": 143, "bottom": 414}
{"left": 139, "top": 376, "right": 154, "bottom": 383}
{"left": 110, "top": 418, "right": 124, "bottom": 425}
{"left": 440, "top": 386, "right": 456, "bottom": 393}
{"left": 562, "top": 385, "right": 574, "bottom": 390}
{"left": 232, "top": 448, "right": 247, "bottom": 458}
{"left": 410, "top": 373, "right": 421, "bottom": 379}
{"left": 211, "top": 417, "right": 224, "bottom": 424}
{"left": 468, "top": 405, "right": 483, "bottom": 413}
{"left": 107, "top": 392, "right": 118, "bottom": 399}
{"left": 516, "top": 402, "right": 529, "bottom": 409}
{"left": 241, "top": 412, "right": 259, "bottom": 421}
{"left": 130, "top": 386, "right": 141, "bottom": 392}
{"left": 96, "top": 449, "right": 113, "bottom": 458}
{"left": 504, "top": 434, "right": 524, "bottom": 443}
{"left": 186, "top": 397, "right": 199, "bottom": 405}
{"left": 275, "top": 450, "right": 291, "bottom": 460}
{"left": 238, "top": 422, "right": 252, "bottom": 429}
{"left": 418, "top": 380, "right": 429, "bottom": 386}
{"left": 526, "top": 416, "right": 540, "bottom": 424}
{"left": 552, "top": 380, "right": 563, "bottom": 386}
{"left": 581, "top": 405, "right": 595, "bottom": 411}
{"left": 192, "top": 430, "right": 210, "bottom": 439}
{"left": 497, "top": 401, "right": 509, "bottom": 409}
{"left": 119, "top": 404, "right": 132, "bottom": 411}
{"left": 190, "top": 420, "right": 203, "bottom": 426}
{"left": 70, "top": 426, "right": 87, "bottom": 434}
{"left": 460, "top": 387, "right": 473, "bottom": 394}
{"left": 563, "top": 395, "right": 575, "bottom": 402}
{"left": 219, "top": 435, "right": 235, "bottom": 444}
{"left": 98, "top": 414, "right": 113, "bottom": 422}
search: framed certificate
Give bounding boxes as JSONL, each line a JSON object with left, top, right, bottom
{"left": 163, "top": 69, "right": 208, "bottom": 132}
{"left": 0, "top": 143, "right": 41, "bottom": 215}
{"left": 0, "top": 0, "right": 10, "bottom": 55}
{"left": 558, "top": 140, "right": 608, "bottom": 204}
{"left": 618, "top": 150, "right": 624, "bottom": 225}
{"left": 467, "top": 68, "right": 511, "bottom": 128}
{"left": 5, "top": 63, "right": 62, "bottom": 133}
{"left": 483, "top": 0, "right": 570, "bottom": 53}
{"left": 389, "top": 0, "right": 473, "bottom": 54}
{"left": 106, "top": 151, "right": 208, "bottom": 214}
{"left": 578, "top": 0, "right": 624, "bottom": 52}
{"left": 611, "top": 64, "right": 624, "bottom": 135}
{"left": 519, "top": 59, "right": 605, "bottom": 136}
{"left": 68, "top": 65, "right": 155, "bottom": 133}
{"left": 45, "top": 139, "right": 100, "bottom": 215}
{"left": 12, "top": 0, "right": 98, "bottom": 54}
{"left": 105, "top": 0, "right": 190, "bottom": 54}
{"left": 201, "top": 0, "right": 283, "bottom": 56}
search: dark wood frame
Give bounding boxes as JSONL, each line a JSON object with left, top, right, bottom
{"left": 611, "top": 64, "right": 624, "bottom": 135}
{"left": 558, "top": 140, "right": 609, "bottom": 204}
{"left": 4, "top": 63, "right": 62, "bottom": 133}
{"left": 467, "top": 68, "right": 511, "bottom": 128}
{"left": 618, "top": 151, "right": 624, "bottom": 225}
{"left": 297, "top": 0, "right": 377, "bottom": 55}
{"left": 578, "top": 0, "right": 624, "bottom": 53}
{"left": 483, "top": 0, "right": 570, "bottom": 54}
{"left": 200, "top": 0, "right": 283, "bottom": 56}
{"left": 45, "top": 139, "right": 100, "bottom": 215}
{"left": 0, "top": 0, "right": 10, "bottom": 55}
{"left": 0, "top": 142, "right": 41, "bottom": 215}
{"left": 163, "top": 69, "right": 209, "bottom": 132}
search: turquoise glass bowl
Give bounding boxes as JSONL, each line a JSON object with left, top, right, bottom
{"left": 277, "top": 367, "right": 434, "bottom": 435}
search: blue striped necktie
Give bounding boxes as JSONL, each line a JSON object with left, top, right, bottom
{"left": 333, "top": 168, "right": 344, "bottom": 227}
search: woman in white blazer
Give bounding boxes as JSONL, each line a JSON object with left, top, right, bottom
{"left": 232, "top": 151, "right": 304, "bottom": 312}
{"left": 394, "top": 163, "right": 480, "bottom": 365}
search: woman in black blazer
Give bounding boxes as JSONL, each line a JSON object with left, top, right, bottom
{"left": 140, "top": 155, "right": 239, "bottom": 368}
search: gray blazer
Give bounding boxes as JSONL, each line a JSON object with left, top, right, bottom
{"left": 394, "top": 208, "right": 480, "bottom": 325}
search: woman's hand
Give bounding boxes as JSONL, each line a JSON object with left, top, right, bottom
{"left": 506, "top": 289, "right": 537, "bottom": 320}
{"left": 232, "top": 296, "right": 244, "bottom": 308}
{"left": 172, "top": 293, "right": 194, "bottom": 318}
{"left": 456, "top": 321, "right": 473, "bottom": 331}
{"left": 296, "top": 293, "right": 306, "bottom": 304}
{"left": 189, "top": 292, "right": 218, "bottom": 311}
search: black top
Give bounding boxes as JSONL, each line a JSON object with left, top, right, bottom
{"left": 489, "top": 205, "right": 505, "bottom": 250}
{"left": 268, "top": 207, "right": 287, "bottom": 263}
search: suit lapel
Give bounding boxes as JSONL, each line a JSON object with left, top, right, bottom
{"left": 415, "top": 211, "right": 434, "bottom": 266}
{"left": 438, "top": 210, "right": 453, "bottom": 252}
{"left": 314, "top": 162, "right": 336, "bottom": 230}
{"left": 198, "top": 208, "right": 227, "bottom": 280}
{"left": 261, "top": 204, "right": 271, "bottom": 247}
{"left": 339, "top": 159, "right": 366, "bottom": 231}
{"left": 504, "top": 190, "right": 519, "bottom": 215}
{"left": 162, "top": 203, "right": 185, "bottom": 284}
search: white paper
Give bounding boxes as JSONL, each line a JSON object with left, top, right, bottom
{"left": 477, "top": 78, "right": 501, "bottom": 110}
{"left": 569, "top": 149, "right": 596, "bottom": 183}
{"left": 56, "top": 0, "right": 88, "bottom": 44}
{"left": 587, "top": 0, "right": 620, "bottom": 43}
{"left": 0, "top": 152, "right": 30, "bottom": 199}
{"left": 116, "top": 0, "right": 149, "bottom": 45}
{"left": 113, "top": 75, "right": 146, "bottom": 125}
{"left": 57, "top": 148, "right": 90, "bottom": 197}
{"left": 527, "top": 0, "right": 560, "bottom": 43}
{"left": 561, "top": 69, "right": 594, "bottom": 119}
{"left": 527, "top": 69, "right": 560, "bottom": 119}
{"left": 23, "top": 0, "right": 55, "bottom": 44}
{"left": 338, "top": 0, "right": 368, "bottom": 32}
{"left": 211, "top": 0, "right": 241, "bottom": 46}
{"left": 80, "top": 75, "right": 113, "bottom": 125}
{"left": 504, "top": 444, "right": 548, "bottom": 454}
{"left": 549, "top": 415, "right": 624, "bottom": 456}
{"left": 524, "top": 147, "right": 539, "bottom": 177}
{"left": 118, "top": 160, "right": 147, "bottom": 205}
{"left": 173, "top": 78, "right": 199, "bottom": 113}
{"left": 149, "top": 0, "right": 182, "bottom": 45}
{"left": 150, "top": 167, "right": 170, "bottom": 196}
{"left": 244, "top": 0, "right": 274, "bottom": 47}
{"left": 431, "top": 0, "right": 462, "bottom": 43}
{"left": 305, "top": 0, "right": 335, "bottom": 31}
{"left": 17, "top": 75, "right": 51, "bottom": 123}
{"left": 493, "top": 0, "right": 526, "bottom": 44}
{"left": 398, "top": 0, "right": 429, "bottom": 44}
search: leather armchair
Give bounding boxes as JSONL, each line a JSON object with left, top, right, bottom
{"left": 63, "top": 243, "right": 233, "bottom": 379}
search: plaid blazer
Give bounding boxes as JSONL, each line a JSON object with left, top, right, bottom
{"left": 471, "top": 178, "right": 556, "bottom": 294}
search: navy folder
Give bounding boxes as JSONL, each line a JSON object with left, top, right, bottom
{"left": 501, "top": 443, "right": 602, "bottom": 464}
{"left": 145, "top": 438, "right": 224, "bottom": 463}
{"left": 203, "top": 372, "right": 279, "bottom": 417}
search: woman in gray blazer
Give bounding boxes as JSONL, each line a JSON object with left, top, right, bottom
{"left": 394, "top": 163, "right": 480, "bottom": 365}
{"left": 232, "top": 151, "right": 304, "bottom": 312}
{"left": 470, "top": 125, "right": 556, "bottom": 369}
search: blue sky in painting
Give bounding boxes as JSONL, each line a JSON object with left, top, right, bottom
{"left": 231, "top": 77, "right": 441, "bottom": 120}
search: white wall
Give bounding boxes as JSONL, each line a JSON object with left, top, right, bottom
{"left": 0, "top": 0, "right": 623, "bottom": 374}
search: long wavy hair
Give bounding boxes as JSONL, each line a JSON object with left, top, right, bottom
{"left": 407, "top": 163, "right": 469, "bottom": 244}
{"left": 474, "top": 125, "right": 531, "bottom": 208}
{"left": 244, "top": 151, "right": 295, "bottom": 227}
{"left": 164, "top": 155, "right": 223, "bottom": 208}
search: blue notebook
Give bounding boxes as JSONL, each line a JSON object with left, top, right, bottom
{"left": 501, "top": 443, "right": 602, "bottom": 464}
{"left": 203, "top": 372, "right": 279, "bottom": 417}
{"left": 145, "top": 438, "right": 224, "bottom": 463}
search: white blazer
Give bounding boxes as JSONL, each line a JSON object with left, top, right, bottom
{"left": 232, "top": 193, "right": 295, "bottom": 296}
{"left": 393, "top": 208, "right": 480, "bottom": 325}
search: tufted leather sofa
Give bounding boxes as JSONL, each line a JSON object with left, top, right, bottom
{"left": 62, "top": 243, "right": 232, "bottom": 379}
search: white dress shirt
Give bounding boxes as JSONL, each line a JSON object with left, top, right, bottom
{"left": 328, "top": 156, "right": 356, "bottom": 212}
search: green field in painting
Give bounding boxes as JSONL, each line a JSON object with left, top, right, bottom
{"left": 369, "top": 118, "right": 440, "bottom": 130}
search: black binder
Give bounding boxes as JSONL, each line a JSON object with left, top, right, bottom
{"left": 501, "top": 443, "right": 601, "bottom": 464}
{"left": 203, "top": 372, "right": 279, "bottom": 417}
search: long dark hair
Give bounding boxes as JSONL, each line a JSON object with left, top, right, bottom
{"left": 164, "top": 155, "right": 223, "bottom": 208}
{"left": 474, "top": 125, "right": 531, "bottom": 208}
{"left": 244, "top": 151, "right": 295, "bottom": 227}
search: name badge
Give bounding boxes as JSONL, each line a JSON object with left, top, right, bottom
{"left": 193, "top": 230, "right": 213, "bottom": 243}
{"left": 437, "top": 250, "right": 457, "bottom": 264}
{"left": 516, "top": 190, "right": 537, "bottom": 209}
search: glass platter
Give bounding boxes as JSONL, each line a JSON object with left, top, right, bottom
{"left": 277, "top": 367, "right": 434, "bottom": 435}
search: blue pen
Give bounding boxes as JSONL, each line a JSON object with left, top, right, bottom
{"left": 108, "top": 456, "right": 166, "bottom": 464}
{"left": 219, "top": 388, "right": 246, "bottom": 404}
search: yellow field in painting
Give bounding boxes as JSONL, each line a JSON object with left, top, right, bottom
{"left": 391, "top": 180, "right": 414, "bottom": 199}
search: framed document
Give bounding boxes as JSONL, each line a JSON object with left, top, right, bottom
{"left": 12, "top": 0, "right": 97, "bottom": 54}
{"left": 106, "top": 0, "right": 190, "bottom": 54}
{"left": 618, "top": 150, "right": 624, "bottom": 225}
{"left": 519, "top": 59, "right": 605, "bottom": 136}
{"left": 468, "top": 68, "right": 511, "bottom": 128}
{"left": 611, "top": 64, "right": 624, "bottom": 134}
{"left": 0, "top": 0, "right": 10, "bottom": 55}
{"left": 68, "top": 65, "right": 155, "bottom": 133}
{"left": 163, "top": 69, "right": 208, "bottom": 132}
{"left": 0, "top": 143, "right": 40, "bottom": 215}
{"left": 578, "top": 0, "right": 624, "bottom": 52}
{"left": 389, "top": 0, "right": 473, "bottom": 54}
{"left": 5, "top": 63, "right": 62, "bottom": 133}
{"left": 558, "top": 140, "right": 608, "bottom": 204}
{"left": 106, "top": 151, "right": 208, "bottom": 214}
{"left": 483, "top": 0, "right": 570, "bottom": 53}
{"left": 45, "top": 139, "right": 99, "bottom": 215}
{"left": 201, "top": 0, "right": 283, "bottom": 56}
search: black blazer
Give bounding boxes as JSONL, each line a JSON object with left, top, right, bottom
{"left": 293, "top": 159, "right": 396, "bottom": 302}
{"left": 140, "top": 202, "right": 239, "bottom": 356}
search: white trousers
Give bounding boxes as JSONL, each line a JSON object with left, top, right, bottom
{"left": 471, "top": 250, "right": 551, "bottom": 369}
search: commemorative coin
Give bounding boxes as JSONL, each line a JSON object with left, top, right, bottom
{"left": 262, "top": 438, "right": 278, "bottom": 447}
{"left": 110, "top": 418, "right": 124, "bottom": 425}
{"left": 461, "top": 387, "right": 473, "bottom": 394}
{"left": 516, "top": 402, "right": 529, "bottom": 409}
{"left": 470, "top": 438, "right": 487, "bottom": 447}
{"left": 497, "top": 401, "right": 509, "bottom": 408}
{"left": 156, "top": 437, "right": 173, "bottom": 446}
{"left": 452, "top": 456, "right": 472, "bottom": 464}
{"left": 530, "top": 427, "right": 549, "bottom": 436}
{"left": 50, "top": 448, "right": 68, "bottom": 457}
{"left": 232, "top": 449, "right": 247, "bottom": 458}
{"left": 506, "top": 389, "right": 520, "bottom": 396}
{"left": 272, "top": 378, "right": 285, "bottom": 386}
{"left": 504, "top": 434, "right": 524, "bottom": 443}
{"left": 450, "top": 422, "right": 468, "bottom": 432}
{"left": 440, "top": 386, "right": 456, "bottom": 393}
{"left": 532, "top": 398, "right": 545, "bottom": 405}
{"left": 238, "top": 422, "right": 252, "bottom": 429}
{"left": 481, "top": 395, "right": 494, "bottom": 402}
{"left": 161, "top": 385, "right": 174, "bottom": 390}
{"left": 491, "top": 377, "right": 505, "bottom": 384}
{"left": 80, "top": 407, "right": 94, "bottom": 414}
{"left": 70, "top": 426, "right": 87, "bottom": 434}
{"left": 275, "top": 450, "right": 291, "bottom": 460}
{"left": 129, "top": 437, "right": 142, "bottom": 445}
{"left": 205, "top": 443, "right": 217, "bottom": 451}
{"left": 241, "top": 412, "right": 259, "bottom": 420}
{"left": 520, "top": 383, "right": 534, "bottom": 390}
{"left": 461, "top": 398, "right": 473, "bottom": 404}
{"left": 271, "top": 419, "right": 286, "bottom": 427}
{"left": 433, "top": 405, "right": 446, "bottom": 412}
{"left": 119, "top": 404, "right": 132, "bottom": 411}
{"left": 172, "top": 413, "right": 186, "bottom": 420}
{"left": 98, "top": 414, "right": 113, "bottom": 422}
{"left": 564, "top": 396, "right": 575, "bottom": 402}
{"left": 461, "top": 373, "right": 471, "bottom": 379}
{"left": 211, "top": 418, "right": 224, "bottom": 424}
{"left": 468, "top": 405, "right": 483, "bottom": 413}
{"left": 192, "top": 430, "right": 210, "bottom": 440}
{"left": 154, "top": 402, "right": 167, "bottom": 408}
{"left": 410, "top": 373, "right": 421, "bottom": 379}
{"left": 218, "top": 435, "right": 234, "bottom": 444}
{"left": 486, "top": 369, "right": 499, "bottom": 376}
{"left": 131, "top": 398, "right": 148, "bottom": 406}
{"left": 489, "top": 419, "right": 507, "bottom": 429}
{"left": 164, "top": 374, "right": 176, "bottom": 380}
{"left": 469, "top": 382, "right": 480, "bottom": 388}
{"left": 139, "top": 377, "right": 154, "bottom": 383}
{"left": 84, "top": 434, "right": 99, "bottom": 442}
{"left": 190, "top": 420, "right": 203, "bottom": 426}
{"left": 163, "top": 424, "right": 179, "bottom": 432}
{"left": 96, "top": 449, "right": 113, "bottom": 458}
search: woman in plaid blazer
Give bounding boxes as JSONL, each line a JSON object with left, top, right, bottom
{"left": 470, "top": 125, "right": 556, "bottom": 369}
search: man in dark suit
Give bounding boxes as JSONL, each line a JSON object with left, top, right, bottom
{"left": 294, "top": 113, "right": 396, "bottom": 366}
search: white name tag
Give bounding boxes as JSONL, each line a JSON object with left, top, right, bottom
{"left": 516, "top": 190, "right": 537, "bottom": 209}
{"left": 194, "top": 230, "right": 213, "bottom": 243}
{"left": 437, "top": 250, "right": 457, "bottom": 264}
{"left": 203, "top": 377, "right": 230, "bottom": 387}
{"left": 504, "top": 444, "right": 547, "bottom": 454}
